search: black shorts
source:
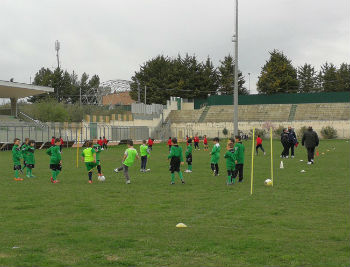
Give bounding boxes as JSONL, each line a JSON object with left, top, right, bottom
{"left": 169, "top": 157, "right": 180, "bottom": 173}
{"left": 26, "top": 164, "right": 35, "bottom": 169}
{"left": 13, "top": 165, "right": 21, "bottom": 170}
{"left": 50, "top": 164, "right": 62, "bottom": 171}
{"left": 186, "top": 154, "right": 192, "bottom": 164}
{"left": 227, "top": 170, "right": 234, "bottom": 176}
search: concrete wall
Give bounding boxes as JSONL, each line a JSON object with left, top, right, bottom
{"left": 170, "top": 120, "right": 350, "bottom": 139}
{"left": 182, "top": 102, "right": 194, "bottom": 110}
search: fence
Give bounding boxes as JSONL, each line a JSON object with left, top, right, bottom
{"left": 0, "top": 124, "right": 149, "bottom": 143}
{"left": 194, "top": 91, "right": 350, "bottom": 109}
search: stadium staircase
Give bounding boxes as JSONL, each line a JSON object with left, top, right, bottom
{"left": 166, "top": 109, "right": 204, "bottom": 123}
{"left": 198, "top": 106, "right": 209, "bottom": 123}
{"left": 288, "top": 104, "right": 298, "bottom": 122}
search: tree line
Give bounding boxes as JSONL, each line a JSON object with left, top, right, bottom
{"left": 30, "top": 50, "right": 349, "bottom": 105}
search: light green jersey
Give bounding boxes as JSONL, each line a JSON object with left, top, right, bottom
{"left": 123, "top": 147, "right": 138, "bottom": 167}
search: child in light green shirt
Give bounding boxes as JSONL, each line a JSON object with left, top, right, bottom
{"left": 140, "top": 140, "right": 150, "bottom": 172}
{"left": 114, "top": 140, "right": 139, "bottom": 184}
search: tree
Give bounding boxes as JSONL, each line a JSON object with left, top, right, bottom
{"left": 257, "top": 50, "right": 299, "bottom": 94}
{"left": 297, "top": 64, "right": 318, "bottom": 93}
{"left": 130, "top": 54, "right": 219, "bottom": 104}
{"left": 217, "top": 55, "right": 248, "bottom": 95}
{"left": 320, "top": 62, "right": 338, "bottom": 92}
{"left": 336, "top": 63, "right": 350, "bottom": 92}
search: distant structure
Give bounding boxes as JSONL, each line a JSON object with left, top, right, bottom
{"left": 82, "top": 79, "right": 132, "bottom": 106}
{"left": 55, "top": 40, "right": 60, "bottom": 69}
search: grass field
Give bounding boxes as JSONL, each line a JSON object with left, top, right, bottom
{"left": 0, "top": 139, "right": 349, "bottom": 267}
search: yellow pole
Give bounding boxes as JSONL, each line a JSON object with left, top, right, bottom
{"left": 270, "top": 127, "right": 274, "bottom": 186}
{"left": 76, "top": 129, "right": 80, "bottom": 168}
{"left": 250, "top": 128, "right": 255, "bottom": 195}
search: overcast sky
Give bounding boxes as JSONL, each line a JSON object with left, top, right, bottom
{"left": 0, "top": 0, "right": 349, "bottom": 95}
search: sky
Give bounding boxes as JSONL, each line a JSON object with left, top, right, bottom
{"left": 0, "top": 0, "right": 349, "bottom": 98}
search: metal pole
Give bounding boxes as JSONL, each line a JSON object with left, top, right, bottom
{"left": 80, "top": 87, "right": 82, "bottom": 106}
{"left": 233, "top": 0, "right": 239, "bottom": 136}
{"left": 248, "top": 72, "right": 251, "bottom": 92}
{"left": 137, "top": 82, "right": 140, "bottom": 103}
{"left": 144, "top": 86, "right": 147, "bottom": 104}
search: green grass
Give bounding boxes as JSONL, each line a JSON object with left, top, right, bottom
{"left": 0, "top": 140, "right": 349, "bottom": 266}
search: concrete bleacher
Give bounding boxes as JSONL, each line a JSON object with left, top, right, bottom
{"left": 166, "top": 109, "right": 204, "bottom": 123}
{"left": 203, "top": 104, "right": 292, "bottom": 122}
{"left": 167, "top": 103, "right": 350, "bottom": 123}
{"left": 294, "top": 103, "right": 350, "bottom": 121}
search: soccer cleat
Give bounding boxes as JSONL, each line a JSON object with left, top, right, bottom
{"left": 14, "top": 178, "right": 24, "bottom": 181}
{"left": 291, "top": 156, "right": 295, "bottom": 158}
{"left": 52, "top": 180, "right": 60, "bottom": 184}
{"left": 286, "top": 156, "right": 289, "bottom": 159}
{"left": 88, "top": 180, "right": 93, "bottom": 184}
{"left": 226, "top": 182, "right": 233, "bottom": 186}
{"left": 26, "top": 175, "right": 30, "bottom": 178}
{"left": 264, "top": 152, "right": 266, "bottom": 155}
{"left": 30, "top": 175, "right": 36, "bottom": 178}
{"left": 146, "top": 169, "right": 151, "bottom": 172}
{"left": 114, "top": 168, "right": 119, "bottom": 173}
{"left": 181, "top": 180, "right": 185, "bottom": 184}
{"left": 307, "top": 162, "right": 312, "bottom": 165}
{"left": 170, "top": 182, "right": 175, "bottom": 185}
{"left": 50, "top": 177, "right": 54, "bottom": 183}
{"left": 126, "top": 180, "right": 131, "bottom": 184}
{"left": 184, "top": 170, "right": 190, "bottom": 173}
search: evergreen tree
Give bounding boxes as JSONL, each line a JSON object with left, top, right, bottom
{"left": 257, "top": 50, "right": 299, "bottom": 94}
{"left": 217, "top": 55, "right": 248, "bottom": 95}
{"left": 297, "top": 64, "right": 318, "bottom": 92}
{"left": 336, "top": 63, "right": 350, "bottom": 92}
{"left": 320, "top": 62, "right": 338, "bottom": 92}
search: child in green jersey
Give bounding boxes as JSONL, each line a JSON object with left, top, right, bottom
{"left": 140, "top": 140, "right": 150, "bottom": 172}
{"left": 184, "top": 138, "right": 193, "bottom": 173}
{"left": 167, "top": 138, "right": 185, "bottom": 184}
{"left": 93, "top": 138, "right": 104, "bottom": 178}
{"left": 210, "top": 137, "right": 221, "bottom": 176}
{"left": 114, "top": 140, "right": 139, "bottom": 184}
{"left": 21, "top": 137, "right": 29, "bottom": 173}
{"left": 12, "top": 138, "right": 23, "bottom": 181}
{"left": 82, "top": 141, "right": 97, "bottom": 184}
{"left": 46, "top": 138, "right": 62, "bottom": 183}
{"left": 224, "top": 142, "right": 236, "bottom": 185}
{"left": 233, "top": 135, "right": 245, "bottom": 182}
{"left": 25, "top": 140, "right": 36, "bottom": 178}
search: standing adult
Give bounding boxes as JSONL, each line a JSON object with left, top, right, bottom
{"left": 287, "top": 126, "right": 298, "bottom": 158}
{"left": 280, "top": 128, "right": 289, "bottom": 158}
{"left": 302, "top": 126, "right": 319, "bottom": 165}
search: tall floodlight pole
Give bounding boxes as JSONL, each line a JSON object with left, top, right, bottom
{"left": 233, "top": 0, "right": 239, "bottom": 136}
{"left": 248, "top": 72, "right": 251, "bottom": 92}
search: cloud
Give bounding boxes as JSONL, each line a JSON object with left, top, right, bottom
{"left": 0, "top": 0, "right": 348, "bottom": 95}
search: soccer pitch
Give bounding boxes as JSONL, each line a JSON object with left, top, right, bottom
{"left": 0, "top": 140, "right": 349, "bottom": 266}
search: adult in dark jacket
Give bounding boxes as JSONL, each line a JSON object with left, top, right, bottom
{"left": 280, "top": 129, "right": 289, "bottom": 158}
{"left": 287, "top": 126, "right": 298, "bottom": 158}
{"left": 302, "top": 126, "right": 319, "bottom": 164}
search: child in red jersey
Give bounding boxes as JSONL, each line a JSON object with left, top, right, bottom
{"left": 167, "top": 137, "right": 172, "bottom": 151}
{"left": 148, "top": 137, "right": 154, "bottom": 151}
{"left": 203, "top": 135, "right": 208, "bottom": 151}
{"left": 194, "top": 135, "right": 200, "bottom": 150}
{"left": 256, "top": 135, "right": 266, "bottom": 155}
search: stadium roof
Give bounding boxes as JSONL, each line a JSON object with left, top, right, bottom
{"left": 0, "top": 80, "right": 53, "bottom": 98}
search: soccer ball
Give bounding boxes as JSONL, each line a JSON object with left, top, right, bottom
{"left": 264, "top": 179, "right": 272, "bottom": 186}
{"left": 98, "top": 176, "right": 106, "bottom": 182}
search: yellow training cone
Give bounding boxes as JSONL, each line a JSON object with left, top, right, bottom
{"left": 176, "top": 223, "right": 187, "bottom": 228}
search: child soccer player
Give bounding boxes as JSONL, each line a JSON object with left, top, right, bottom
{"left": 103, "top": 136, "right": 108, "bottom": 150}
{"left": 82, "top": 141, "right": 97, "bottom": 184}
{"left": 140, "top": 140, "right": 151, "bottom": 172}
{"left": 114, "top": 140, "right": 139, "bottom": 184}
{"left": 12, "top": 138, "right": 23, "bottom": 181}
{"left": 167, "top": 137, "right": 172, "bottom": 152}
{"left": 25, "top": 140, "right": 36, "bottom": 178}
{"left": 184, "top": 138, "right": 193, "bottom": 173}
{"left": 93, "top": 138, "right": 104, "bottom": 178}
{"left": 21, "top": 137, "right": 29, "bottom": 174}
{"left": 210, "top": 137, "right": 221, "bottom": 176}
{"left": 148, "top": 137, "right": 154, "bottom": 151}
{"left": 203, "top": 135, "right": 208, "bottom": 151}
{"left": 194, "top": 135, "right": 200, "bottom": 150}
{"left": 256, "top": 135, "right": 266, "bottom": 155}
{"left": 233, "top": 135, "right": 245, "bottom": 182}
{"left": 168, "top": 138, "right": 185, "bottom": 184}
{"left": 224, "top": 142, "right": 236, "bottom": 185}
{"left": 46, "top": 138, "right": 62, "bottom": 183}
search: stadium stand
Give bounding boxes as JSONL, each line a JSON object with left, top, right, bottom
{"left": 294, "top": 103, "right": 350, "bottom": 121}
{"left": 167, "top": 103, "right": 350, "bottom": 123}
